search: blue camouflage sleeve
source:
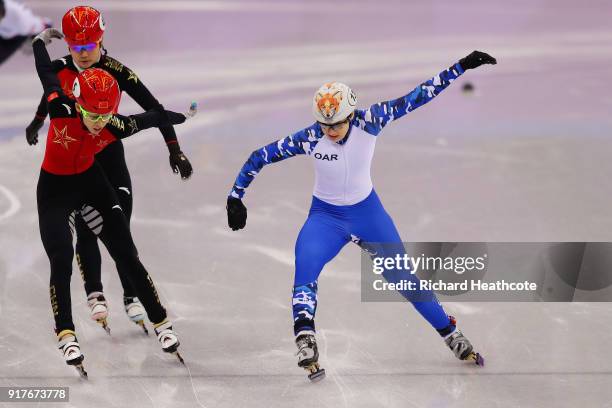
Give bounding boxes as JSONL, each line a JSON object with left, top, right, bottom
{"left": 229, "top": 123, "right": 323, "bottom": 199}
{"left": 355, "top": 63, "right": 465, "bottom": 136}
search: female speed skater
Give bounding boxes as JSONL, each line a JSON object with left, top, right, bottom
{"left": 227, "top": 50, "right": 496, "bottom": 381}
{"left": 25, "top": 6, "right": 194, "bottom": 334}
{"left": 32, "top": 28, "right": 196, "bottom": 377}
{"left": 0, "top": 0, "right": 49, "bottom": 65}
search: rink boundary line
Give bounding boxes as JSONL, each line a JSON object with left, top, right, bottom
{"left": 0, "top": 185, "right": 21, "bottom": 222}
{"left": 5, "top": 371, "right": 612, "bottom": 380}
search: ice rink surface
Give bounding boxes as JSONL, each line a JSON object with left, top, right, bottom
{"left": 1, "top": 0, "right": 612, "bottom": 406}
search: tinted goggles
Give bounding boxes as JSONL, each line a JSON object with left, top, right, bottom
{"left": 69, "top": 42, "right": 99, "bottom": 53}
{"left": 78, "top": 105, "right": 113, "bottom": 123}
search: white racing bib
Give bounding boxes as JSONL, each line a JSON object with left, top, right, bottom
{"left": 311, "top": 127, "right": 376, "bottom": 206}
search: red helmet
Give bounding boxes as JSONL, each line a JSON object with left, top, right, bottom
{"left": 61, "top": 6, "right": 105, "bottom": 46}
{"left": 72, "top": 68, "right": 121, "bottom": 114}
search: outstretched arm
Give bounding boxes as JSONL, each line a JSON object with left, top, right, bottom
{"left": 226, "top": 123, "right": 321, "bottom": 231}
{"left": 106, "top": 103, "right": 197, "bottom": 139}
{"left": 356, "top": 50, "right": 496, "bottom": 136}
{"left": 229, "top": 123, "right": 321, "bottom": 199}
{"left": 105, "top": 56, "right": 194, "bottom": 179}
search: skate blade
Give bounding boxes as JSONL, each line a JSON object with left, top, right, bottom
{"left": 135, "top": 320, "right": 149, "bottom": 335}
{"left": 67, "top": 356, "right": 88, "bottom": 379}
{"left": 466, "top": 352, "right": 484, "bottom": 367}
{"left": 96, "top": 317, "right": 111, "bottom": 335}
{"left": 305, "top": 363, "right": 326, "bottom": 382}
{"left": 174, "top": 351, "right": 185, "bottom": 365}
{"left": 75, "top": 364, "right": 88, "bottom": 379}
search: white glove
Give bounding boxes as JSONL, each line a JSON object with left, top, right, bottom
{"left": 184, "top": 102, "right": 198, "bottom": 120}
{"left": 32, "top": 27, "right": 63, "bottom": 45}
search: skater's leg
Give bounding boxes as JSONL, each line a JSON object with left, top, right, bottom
{"left": 83, "top": 163, "right": 167, "bottom": 325}
{"left": 37, "top": 180, "right": 77, "bottom": 333}
{"left": 37, "top": 171, "right": 89, "bottom": 370}
{"left": 352, "top": 196, "right": 482, "bottom": 364}
{"left": 75, "top": 211, "right": 103, "bottom": 294}
{"left": 293, "top": 200, "right": 349, "bottom": 335}
{"left": 74, "top": 210, "right": 112, "bottom": 332}
{"left": 96, "top": 144, "right": 146, "bottom": 328}
{"left": 348, "top": 191, "right": 451, "bottom": 331}
{"left": 96, "top": 142, "right": 138, "bottom": 299}
{"left": 96, "top": 207, "right": 167, "bottom": 324}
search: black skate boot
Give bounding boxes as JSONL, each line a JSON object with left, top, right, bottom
{"left": 296, "top": 331, "right": 325, "bottom": 382}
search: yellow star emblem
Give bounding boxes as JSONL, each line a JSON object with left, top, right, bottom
{"left": 127, "top": 69, "right": 139, "bottom": 84}
{"left": 52, "top": 125, "right": 77, "bottom": 150}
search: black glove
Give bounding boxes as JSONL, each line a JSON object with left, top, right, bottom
{"left": 459, "top": 50, "right": 497, "bottom": 71}
{"left": 227, "top": 196, "right": 247, "bottom": 231}
{"left": 168, "top": 144, "right": 193, "bottom": 180}
{"left": 26, "top": 117, "right": 44, "bottom": 145}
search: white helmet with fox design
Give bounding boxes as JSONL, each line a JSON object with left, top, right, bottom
{"left": 312, "top": 82, "right": 357, "bottom": 124}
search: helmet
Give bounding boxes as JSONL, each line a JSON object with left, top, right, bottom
{"left": 312, "top": 82, "right": 357, "bottom": 124}
{"left": 72, "top": 68, "right": 120, "bottom": 114}
{"left": 61, "top": 6, "right": 105, "bottom": 46}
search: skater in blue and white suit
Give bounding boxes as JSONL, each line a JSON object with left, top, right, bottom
{"left": 227, "top": 51, "right": 496, "bottom": 379}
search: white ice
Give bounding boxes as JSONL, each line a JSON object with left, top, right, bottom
{"left": 1, "top": 0, "right": 612, "bottom": 407}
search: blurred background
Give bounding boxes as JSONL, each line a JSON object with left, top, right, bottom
{"left": 1, "top": 1, "right": 612, "bottom": 407}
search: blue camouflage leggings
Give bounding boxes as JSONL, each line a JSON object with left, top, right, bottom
{"left": 292, "top": 189, "right": 452, "bottom": 336}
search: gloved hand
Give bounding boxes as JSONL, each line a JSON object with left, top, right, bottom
{"left": 26, "top": 116, "right": 44, "bottom": 145}
{"left": 168, "top": 146, "right": 193, "bottom": 180}
{"left": 459, "top": 51, "right": 497, "bottom": 70}
{"left": 32, "top": 28, "right": 63, "bottom": 46}
{"left": 227, "top": 196, "right": 247, "bottom": 231}
{"left": 163, "top": 102, "right": 198, "bottom": 125}
{"left": 184, "top": 102, "right": 197, "bottom": 120}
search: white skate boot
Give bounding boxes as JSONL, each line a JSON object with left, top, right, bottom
{"left": 87, "top": 291, "right": 110, "bottom": 334}
{"left": 295, "top": 330, "right": 325, "bottom": 382}
{"left": 154, "top": 320, "right": 183, "bottom": 364}
{"left": 57, "top": 329, "right": 87, "bottom": 378}
{"left": 124, "top": 296, "right": 148, "bottom": 334}
{"left": 444, "top": 316, "right": 484, "bottom": 366}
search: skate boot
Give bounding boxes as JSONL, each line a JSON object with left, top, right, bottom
{"left": 295, "top": 331, "right": 325, "bottom": 382}
{"left": 124, "top": 296, "right": 148, "bottom": 334}
{"left": 57, "top": 330, "right": 87, "bottom": 378}
{"left": 444, "top": 317, "right": 484, "bottom": 366}
{"left": 154, "top": 320, "right": 183, "bottom": 364}
{"left": 87, "top": 291, "right": 110, "bottom": 335}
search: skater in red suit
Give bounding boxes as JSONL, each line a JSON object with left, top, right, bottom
{"left": 32, "top": 28, "right": 195, "bottom": 377}
{"left": 25, "top": 6, "right": 194, "bottom": 333}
